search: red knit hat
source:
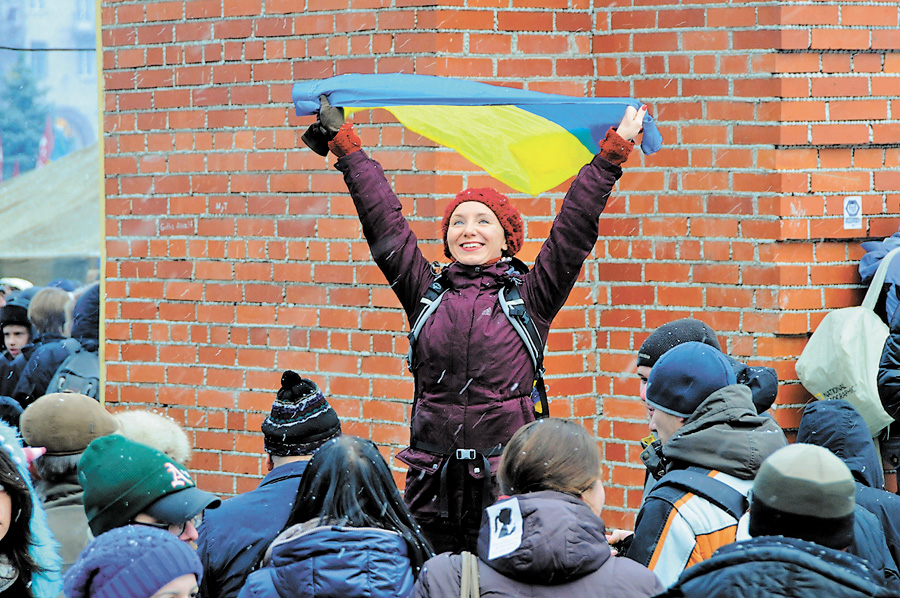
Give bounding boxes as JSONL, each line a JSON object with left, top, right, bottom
{"left": 441, "top": 188, "right": 524, "bottom": 260}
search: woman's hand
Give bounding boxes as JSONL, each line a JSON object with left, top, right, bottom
{"left": 616, "top": 105, "right": 648, "bottom": 142}
{"left": 606, "top": 528, "right": 634, "bottom": 556}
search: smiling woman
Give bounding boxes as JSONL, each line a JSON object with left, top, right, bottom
{"left": 300, "top": 96, "right": 646, "bottom": 554}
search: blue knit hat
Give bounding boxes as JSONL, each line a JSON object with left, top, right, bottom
{"left": 646, "top": 341, "right": 736, "bottom": 418}
{"left": 64, "top": 525, "right": 202, "bottom": 598}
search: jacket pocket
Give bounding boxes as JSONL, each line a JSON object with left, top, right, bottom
{"left": 396, "top": 447, "right": 445, "bottom": 475}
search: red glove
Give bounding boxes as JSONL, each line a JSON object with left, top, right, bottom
{"left": 599, "top": 127, "right": 634, "bottom": 166}
{"left": 328, "top": 123, "right": 362, "bottom": 157}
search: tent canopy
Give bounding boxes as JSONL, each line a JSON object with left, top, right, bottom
{"left": 0, "top": 144, "right": 101, "bottom": 259}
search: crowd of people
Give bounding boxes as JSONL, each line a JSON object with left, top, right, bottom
{"left": 1, "top": 101, "right": 900, "bottom": 598}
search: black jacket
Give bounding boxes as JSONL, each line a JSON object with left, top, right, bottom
{"left": 797, "top": 399, "right": 900, "bottom": 579}
{"left": 879, "top": 299, "right": 900, "bottom": 424}
{"left": 656, "top": 535, "right": 893, "bottom": 598}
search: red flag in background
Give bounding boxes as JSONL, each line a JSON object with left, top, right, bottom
{"left": 12, "top": 161, "right": 19, "bottom": 177}
{"left": 0, "top": 131, "right": 4, "bottom": 183}
{"left": 35, "top": 115, "right": 54, "bottom": 168}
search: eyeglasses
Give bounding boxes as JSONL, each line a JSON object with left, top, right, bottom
{"left": 133, "top": 514, "right": 202, "bottom": 537}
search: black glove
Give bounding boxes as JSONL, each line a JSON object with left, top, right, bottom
{"left": 301, "top": 94, "right": 345, "bottom": 156}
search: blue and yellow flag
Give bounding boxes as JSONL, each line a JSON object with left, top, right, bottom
{"left": 293, "top": 74, "right": 662, "bottom": 197}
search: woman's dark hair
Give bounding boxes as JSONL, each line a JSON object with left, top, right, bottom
{"left": 0, "top": 447, "right": 44, "bottom": 596}
{"left": 499, "top": 418, "right": 602, "bottom": 497}
{"left": 285, "top": 436, "right": 434, "bottom": 576}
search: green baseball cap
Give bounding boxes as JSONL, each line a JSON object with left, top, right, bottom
{"left": 78, "top": 434, "right": 220, "bottom": 536}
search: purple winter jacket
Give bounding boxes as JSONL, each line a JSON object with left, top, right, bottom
{"left": 412, "top": 491, "right": 664, "bottom": 598}
{"left": 335, "top": 149, "right": 623, "bottom": 522}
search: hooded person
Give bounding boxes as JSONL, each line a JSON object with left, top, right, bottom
{"left": 197, "top": 371, "right": 342, "bottom": 598}
{"left": 618, "top": 342, "right": 787, "bottom": 587}
{"left": 796, "top": 399, "right": 900, "bottom": 590}
{"left": 658, "top": 443, "right": 894, "bottom": 598}
{"left": 14, "top": 282, "right": 100, "bottom": 407}
{"left": 64, "top": 525, "right": 203, "bottom": 598}
{"left": 20, "top": 392, "right": 120, "bottom": 574}
{"left": 412, "top": 419, "right": 663, "bottom": 598}
{"left": 238, "top": 436, "right": 433, "bottom": 598}
{"left": 78, "top": 434, "right": 220, "bottom": 544}
{"left": 0, "top": 420, "right": 63, "bottom": 597}
{"left": 301, "top": 93, "right": 647, "bottom": 554}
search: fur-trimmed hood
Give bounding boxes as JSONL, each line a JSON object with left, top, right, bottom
{"left": 0, "top": 422, "right": 62, "bottom": 597}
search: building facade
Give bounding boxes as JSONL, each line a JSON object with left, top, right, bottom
{"left": 100, "top": 1, "right": 900, "bottom": 526}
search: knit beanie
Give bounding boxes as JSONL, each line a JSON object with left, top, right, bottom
{"left": 262, "top": 371, "right": 342, "bottom": 457}
{"left": 64, "top": 524, "right": 202, "bottom": 598}
{"left": 749, "top": 443, "right": 856, "bottom": 550}
{"left": 645, "top": 341, "right": 736, "bottom": 418}
{"left": 21, "top": 392, "right": 120, "bottom": 456}
{"left": 78, "top": 435, "right": 220, "bottom": 536}
{"left": 0, "top": 297, "right": 30, "bottom": 331}
{"left": 441, "top": 188, "right": 524, "bottom": 259}
{"left": 637, "top": 318, "right": 721, "bottom": 368}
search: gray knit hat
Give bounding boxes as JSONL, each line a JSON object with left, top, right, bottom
{"left": 749, "top": 443, "right": 856, "bottom": 549}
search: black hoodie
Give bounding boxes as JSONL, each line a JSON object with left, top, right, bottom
{"left": 797, "top": 400, "right": 900, "bottom": 576}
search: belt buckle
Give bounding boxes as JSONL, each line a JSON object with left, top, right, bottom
{"left": 456, "top": 448, "right": 476, "bottom": 460}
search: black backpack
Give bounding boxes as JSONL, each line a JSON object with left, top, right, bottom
{"left": 407, "top": 262, "right": 549, "bottom": 418}
{"left": 46, "top": 338, "right": 100, "bottom": 399}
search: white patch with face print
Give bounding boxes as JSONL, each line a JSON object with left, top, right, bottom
{"left": 486, "top": 497, "right": 523, "bottom": 560}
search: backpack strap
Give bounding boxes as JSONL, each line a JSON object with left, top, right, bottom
{"left": 498, "top": 282, "right": 548, "bottom": 419}
{"left": 406, "top": 264, "right": 549, "bottom": 417}
{"left": 407, "top": 272, "right": 448, "bottom": 372}
{"left": 651, "top": 467, "right": 748, "bottom": 521}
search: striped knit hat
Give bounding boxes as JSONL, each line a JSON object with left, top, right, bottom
{"left": 262, "top": 371, "right": 342, "bottom": 457}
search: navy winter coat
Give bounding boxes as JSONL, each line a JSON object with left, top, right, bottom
{"left": 1, "top": 332, "right": 66, "bottom": 402}
{"left": 237, "top": 524, "right": 415, "bottom": 598}
{"left": 657, "top": 535, "right": 892, "bottom": 598}
{"left": 14, "top": 284, "right": 98, "bottom": 406}
{"left": 197, "top": 460, "right": 308, "bottom": 598}
{"left": 859, "top": 233, "right": 900, "bottom": 324}
{"left": 797, "top": 400, "right": 900, "bottom": 575}
{"left": 335, "top": 148, "right": 623, "bottom": 530}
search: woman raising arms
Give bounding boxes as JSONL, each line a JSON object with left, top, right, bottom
{"left": 303, "top": 98, "right": 647, "bottom": 553}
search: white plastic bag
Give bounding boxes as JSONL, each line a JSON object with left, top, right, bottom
{"left": 795, "top": 247, "right": 900, "bottom": 437}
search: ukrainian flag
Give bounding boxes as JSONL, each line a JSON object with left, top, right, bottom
{"left": 293, "top": 74, "right": 662, "bottom": 197}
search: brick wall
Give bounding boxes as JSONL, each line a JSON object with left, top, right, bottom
{"left": 100, "top": 0, "right": 900, "bottom": 527}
